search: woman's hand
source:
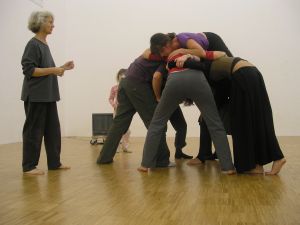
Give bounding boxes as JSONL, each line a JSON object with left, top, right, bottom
{"left": 174, "top": 54, "right": 201, "bottom": 68}
{"left": 55, "top": 67, "right": 65, "bottom": 77}
{"left": 61, "top": 61, "right": 75, "bottom": 70}
{"left": 175, "top": 54, "right": 191, "bottom": 68}
{"left": 168, "top": 48, "right": 186, "bottom": 59}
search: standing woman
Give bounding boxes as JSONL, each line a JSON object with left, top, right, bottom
{"left": 21, "top": 11, "right": 74, "bottom": 175}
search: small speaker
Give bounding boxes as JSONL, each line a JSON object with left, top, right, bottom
{"left": 90, "top": 113, "right": 113, "bottom": 145}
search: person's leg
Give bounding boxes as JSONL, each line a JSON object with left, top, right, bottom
{"left": 229, "top": 67, "right": 286, "bottom": 174}
{"left": 22, "top": 102, "right": 46, "bottom": 175}
{"left": 169, "top": 107, "right": 192, "bottom": 159}
{"left": 204, "top": 32, "right": 233, "bottom": 57}
{"left": 97, "top": 80, "right": 136, "bottom": 164}
{"left": 123, "top": 79, "right": 171, "bottom": 167}
{"left": 188, "top": 71, "right": 235, "bottom": 172}
{"left": 141, "top": 76, "right": 184, "bottom": 169}
{"left": 230, "top": 87, "right": 257, "bottom": 173}
{"left": 236, "top": 68, "right": 285, "bottom": 174}
{"left": 198, "top": 118, "right": 214, "bottom": 160}
{"left": 264, "top": 112, "right": 286, "bottom": 174}
{"left": 44, "top": 102, "right": 67, "bottom": 170}
{"left": 121, "top": 129, "right": 131, "bottom": 152}
{"left": 188, "top": 116, "right": 217, "bottom": 165}
{"left": 256, "top": 70, "right": 285, "bottom": 174}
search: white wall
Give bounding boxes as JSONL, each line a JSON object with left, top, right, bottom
{"left": 1, "top": 0, "right": 300, "bottom": 144}
{"left": 63, "top": 0, "right": 300, "bottom": 138}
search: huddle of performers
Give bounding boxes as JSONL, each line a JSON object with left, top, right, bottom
{"left": 20, "top": 11, "right": 285, "bottom": 175}
{"left": 97, "top": 32, "right": 286, "bottom": 175}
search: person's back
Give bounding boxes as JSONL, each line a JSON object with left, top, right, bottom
{"left": 125, "top": 55, "right": 167, "bottom": 84}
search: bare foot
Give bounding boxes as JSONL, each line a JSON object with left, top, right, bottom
{"left": 187, "top": 158, "right": 203, "bottom": 165}
{"left": 266, "top": 158, "right": 286, "bottom": 175}
{"left": 137, "top": 166, "right": 149, "bottom": 172}
{"left": 58, "top": 165, "right": 71, "bottom": 170}
{"left": 24, "top": 168, "right": 45, "bottom": 175}
{"left": 245, "top": 165, "right": 264, "bottom": 174}
{"left": 221, "top": 170, "right": 236, "bottom": 175}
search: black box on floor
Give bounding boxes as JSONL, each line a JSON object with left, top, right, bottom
{"left": 90, "top": 113, "right": 113, "bottom": 145}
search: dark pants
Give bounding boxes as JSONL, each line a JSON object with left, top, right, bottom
{"left": 197, "top": 32, "right": 233, "bottom": 160}
{"left": 204, "top": 32, "right": 233, "bottom": 57}
{"left": 169, "top": 107, "right": 187, "bottom": 149}
{"left": 97, "top": 78, "right": 170, "bottom": 166}
{"left": 22, "top": 101, "right": 61, "bottom": 172}
{"left": 197, "top": 119, "right": 213, "bottom": 160}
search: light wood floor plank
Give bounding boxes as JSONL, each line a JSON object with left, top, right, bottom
{"left": 0, "top": 137, "right": 299, "bottom": 225}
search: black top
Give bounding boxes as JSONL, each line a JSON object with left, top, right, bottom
{"left": 167, "top": 57, "right": 242, "bottom": 80}
{"left": 167, "top": 59, "right": 233, "bottom": 108}
{"left": 21, "top": 38, "right": 60, "bottom": 102}
{"left": 126, "top": 56, "right": 168, "bottom": 84}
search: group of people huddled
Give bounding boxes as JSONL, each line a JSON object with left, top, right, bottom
{"left": 21, "top": 11, "right": 286, "bottom": 176}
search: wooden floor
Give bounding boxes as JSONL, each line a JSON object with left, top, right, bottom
{"left": 0, "top": 137, "right": 300, "bottom": 225}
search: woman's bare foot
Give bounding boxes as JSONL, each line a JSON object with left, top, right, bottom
{"left": 221, "top": 170, "right": 236, "bottom": 175}
{"left": 266, "top": 158, "right": 286, "bottom": 175}
{"left": 58, "top": 165, "right": 71, "bottom": 170}
{"left": 24, "top": 168, "right": 45, "bottom": 175}
{"left": 137, "top": 166, "right": 149, "bottom": 172}
{"left": 245, "top": 165, "right": 264, "bottom": 174}
{"left": 187, "top": 158, "right": 203, "bottom": 165}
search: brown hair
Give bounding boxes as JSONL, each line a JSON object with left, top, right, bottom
{"left": 150, "top": 32, "right": 176, "bottom": 55}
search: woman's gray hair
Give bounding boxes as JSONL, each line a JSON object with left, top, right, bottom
{"left": 28, "top": 11, "right": 54, "bottom": 33}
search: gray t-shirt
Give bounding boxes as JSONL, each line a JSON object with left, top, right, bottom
{"left": 21, "top": 38, "right": 60, "bottom": 102}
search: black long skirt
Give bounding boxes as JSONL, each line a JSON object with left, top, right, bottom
{"left": 230, "top": 66, "right": 284, "bottom": 173}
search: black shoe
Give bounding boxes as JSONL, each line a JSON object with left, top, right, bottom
{"left": 212, "top": 152, "right": 218, "bottom": 160}
{"left": 96, "top": 159, "right": 113, "bottom": 164}
{"left": 175, "top": 152, "right": 193, "bottom": 159}
{"left": 200, "top": 153, "right": 218, "bottom": 161}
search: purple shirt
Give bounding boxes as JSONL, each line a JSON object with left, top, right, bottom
{"left": 176, "top": 32, "right": 209, "bottom": 50}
